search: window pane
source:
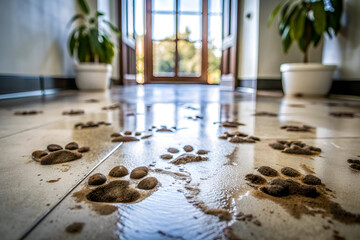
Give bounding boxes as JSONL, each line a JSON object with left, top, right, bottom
{"left": 208, "top": 15, "right": 222, "bottom": 49}
{"left": 179, "top": 0, "right": 201, "bottom": 12}
{"left": 127, "top": 0, "right": 134, "bottom": 39}
{"left": 208, "top": 46, "right": 221, "bottom": 84}
{"left": 152, "top": 0, "right": 175, "bottom": 12}
{"left": 178, "top": 40, "right": 201, "bottom": 76}
{"left": 153, "top": 41, "right": 175, "bottom": 76}
{"left": 152, "top": 14, "right": 175, "bottom": 40}
{"left": 209, "top": 0, "right": 222, "bottom": 14}
{"left": 178, "top": 14, "right": 202, "bottom": 41}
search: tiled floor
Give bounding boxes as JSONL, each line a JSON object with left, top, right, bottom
{"left": 0, "top": 85, "right": 359, "bottom": 240}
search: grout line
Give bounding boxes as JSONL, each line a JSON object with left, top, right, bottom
{"left": 18, "top": 142, "right": 123, "bottom": 240}
{"left": 0, "top": 119, "right": 65, "bottom": 140}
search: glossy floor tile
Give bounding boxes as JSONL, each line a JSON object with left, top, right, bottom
{"left": 0, "top": 85, "right": 359, "bottom": 240}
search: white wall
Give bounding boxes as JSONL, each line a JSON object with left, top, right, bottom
{"left": 257, "top": 0, "right": 323, "bottom": 79}
{"left": 237, "top": 0, "right": 323, "bottom": 80}
{"left": 237, "top": 0, "right": 259, "bottom": 79}
{"left": 322, "top": 0, "right": 360, "bottom": 80}
{"left": 0, "top": 0, "right": 120, "bottom": 80}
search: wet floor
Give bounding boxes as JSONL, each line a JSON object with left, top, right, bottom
{"left": 0, "top": 85, "right": 359, "bottom": 240}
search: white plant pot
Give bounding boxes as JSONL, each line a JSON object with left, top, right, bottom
{"left": 280, "top": 63, "right": 336, "bottom": 96}
{"left": 75, "top": 63, "right": 112, "bottom": 91}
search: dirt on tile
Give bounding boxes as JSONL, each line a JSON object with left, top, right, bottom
{"left": 245, "top": 174, "right": 267, "bottom": 184}
{"left": 91, "top": 204, "right": 118, "bottom": 215}
{"left": 269, "top": 140, "right": 321, "bottom": 155}
{"left": 160, "top": 154, "right": 173, "bottom": 160}
{"left": 78, "top": 146, "right": 90, "bottom": 153}
{"left": 302, "top": 175, "right": 322, "bottom": 185}
{"left": 111, "top": 132, "right": 122, "bottom": 137}
{"left": 156, "top": 126, "right": 174, "bottom": 132}
{"left": 329, "top": 112, "right": 356, "bottom": 118}
{"left": 349, "top": 163, "right": 360, "bottom": 171}
{"left": 137, "top": 177, "right": 158, "bottom": 190}
{"left": 258, "top": 166, "right": 278, "bottom": 177}
{"left": 88, "top": 173, "right": 107, "bottom": 185}
{"left": 14, "top": 110, "right": 43, "bottom": 115}
{"left": 281, "top": 167, "right": 301, "bottom": 177}
{"left": 65, "top": 142, "right": 79, "bottom": 150}
{"left": 205, "top": 208, "right": 232, "bottom": 221}
{"left": 38, "top": 150, "right": 82, "bottom": 165}
{"left": 102, "top": 104, "right": 120, "bottom": 110}
{"left": 109, "top": 165, "right": 129, "bottom": 177}
{"left": 253, "top": 111, "right": 278, "bottom": 117}
{"left": 130, "top": 167, "right": 148, "bottom": 179}
{"left": 111, "top": 136, "right": 139, "bottom": 142}
{"left": 183, "top": 145, "right": 194, "bottom": 152}
{"left": 75, "top": 121, "right": 111, "bottom": 129}
{"left": 47, "top": 144, "right": 63, "bottom": 152}
{"left": 280, "top": 124, "right": 314, "bottom": 132}
{"left": 300, "top": 164, "right": 315, "bottom": 174}
{"left": 62, "top": 110, "right": 84, "bottom": 115}
{"left": 141, "top": 134, "right": 153, "bottom": 139}
{"left": 223, "top": 226, "right": 243, "bottom": 240}
{"left": 248, "top": 168, "right": 360, "bottom": 225}
{"left": 32, "top": 150, "right": 48, "bottom": 161}
{"left": 66, "top": 222, "right": 85, "bottom": 234}
{"left": 86, "top": 180, "right": 141, "bottom": 203}
{"left": 220, "top": 121, "right": 245, "bottom": 128}
{"left": 85, "top": 98, "right": 99, "bottom": 103}
{"left": 46, "top": 178, "right": 61, "bottom": 183}
{"left": 197, "top": 150, "right": 209, "bottom": 155}
{"left": 124, "top": 131, "right": 132, "bottom": 135}
{"left": 168, "top": 148, "right": 180, "bottom": 153}
{"left": 170, "top": 153, "right": 208, "bottom": 165}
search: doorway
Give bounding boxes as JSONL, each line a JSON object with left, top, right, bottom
{"left": 143, "top": 0, "right": 223, "bottom": 84}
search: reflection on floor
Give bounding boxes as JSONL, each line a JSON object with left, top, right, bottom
{"left": 0, "top": 85, "right": 359, "bottom": 240}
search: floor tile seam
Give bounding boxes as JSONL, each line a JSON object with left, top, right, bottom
{"left": 18, "top": 142, "right": 123, "bottom": 240}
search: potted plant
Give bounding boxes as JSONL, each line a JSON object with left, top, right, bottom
{"left": 68, "top": 0, "right": 120, "bottom": 91}
{"left": 268, "top": 0, "right": 343, "bottom": 96}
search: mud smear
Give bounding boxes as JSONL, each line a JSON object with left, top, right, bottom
{"left": 62, "top": 110, "right": 84, "bottom": 115}
{"left": 300, "top": 164, "right": 315, "bottom": 174}
{"left": 220, "top": 121, "right": 245, "bottom": 128}
{"left": 74, "top": 121, "right": 111, "bottom": 129}
{"left": 247, "top": 167, "right": 360, "bottom": 225}
{"left": 329, "top": 112, "right": 357, "bottom": 118}
{"left": 111, "top": 136, "right": 139, "bottom": 142}
{"left": 205, "top": 208, "right": 232, "bottom": 221}
{"left": 269, "top": 140, "right": 321, "bottom": 155}
{"left": 14, "top": 110, "right": 43, "bottom": 115}
{"left": 170, "top": 153, "right": 208, "bottom": 165}
{"left": 84, "top": 98, "right": 99, "bottom": 103}
{"left": 347, "top": 159, "right": 360, "bottom": 171}
{"left": 223, "top": 226, "right": 243, "bottom": 240}
{"left": 46, "top": 178, "right": 61, "bottom": 183}
{"left": 253, "top": 111, "right": 278, "bottom": 117}
{"left": 287, "top": 104, "right": 305, "bottom": 108}
{"left": 102, "top": 104, "right": 120, "bottom": 110}
{"left": 66, "top": 222, "right": 85, "bottom": 234}
{"left": 219, "top": 131, "right": 260, "bottom": 144}
{"left": 280, "top": 124, "right": 315, "bottom": 132}
{"left": 225, "top": 147, "right": 238, "bottom": 166}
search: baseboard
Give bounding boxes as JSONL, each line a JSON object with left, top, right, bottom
{"left": 0, "top": 74, "right": 77, "bottom": 99}
{"left": 237, "top": 78, "right": 360, "bottom": 96}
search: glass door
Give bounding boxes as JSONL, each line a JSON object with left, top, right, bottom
{"left": 145, "top": 0, "right": 208, "bottom": 83}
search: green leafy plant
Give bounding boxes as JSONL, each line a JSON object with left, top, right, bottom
{"left": 68, "top": 0, "right": 120, "bottom": 64}
{"left": 268, "top": 0, "right": 343, "bottom": 63}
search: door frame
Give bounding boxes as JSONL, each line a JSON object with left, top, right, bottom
{"left": 144, "top": 0, "right": 208, "bottom": 84}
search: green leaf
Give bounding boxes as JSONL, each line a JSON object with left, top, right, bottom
{"left": 68, "top": 14, "right": 85, "bottom": 26}
{"left": 103, "top": 20, "right": 121, "bottom": 36}
{"left": 97, "top": 11, "right": 104, "bottom": 17}
{"left": 281, "top": 26, "right": 293, "bottom": 53}
{"left": 279, "top": 5, "right": 299, "bottom": 35}
{"left": 68, "top": 29, "right": 77, "bottom": 57}
{"left": 77, "top": 32, "right": 90, "bottom": 62}
{"left": 89, "top": 17, "right": 95, "bottom": 24}
{"left": 268, "top": 0, "right": 288, "bottom": 27}
{"left": 313, "top": 1, "right": 327, "bottom": 35}
{"left": 77, "top": 0, "right": 89, "bottom": 15}
{"left": 291, "top": 8, "right": 307, "bottom": 40}
{"left": 89, "top": 28, "right": 105, "bottom": 61}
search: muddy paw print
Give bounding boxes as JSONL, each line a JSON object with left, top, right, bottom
{"left": 347, "top": 158, "right": 360, "bottom": 171}
{"left": 218, "top": 130, "right": 260, "bottom": 144}
{"left": 74, "top": 121, "right": 111, "bottom": 129}
{"left": 76, "top": 165, "right": 159, "bottom": 208}
{"left": 62, "top": 110, "right": 85, "bottom": 115}
{"left": 31, "top": 142, "right": 90, "bottom": 165}
{"left": 110, "top": 131, "right": 152, "bottom": 143}
{"left": 269, "top": 140, "right": 321, "bottom": 155}
{"left": 280, "top": 124, "right": 315, "bottom": 132}
{"left": 160, "top": 146, "right": 209, "bottom": 165}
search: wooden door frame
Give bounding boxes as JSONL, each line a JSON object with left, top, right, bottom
{"left": 118, "top": 0, "right": 137, "bottom": 85}
{"left": 144, "top": 0, "right": 208, "bottom": 84}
